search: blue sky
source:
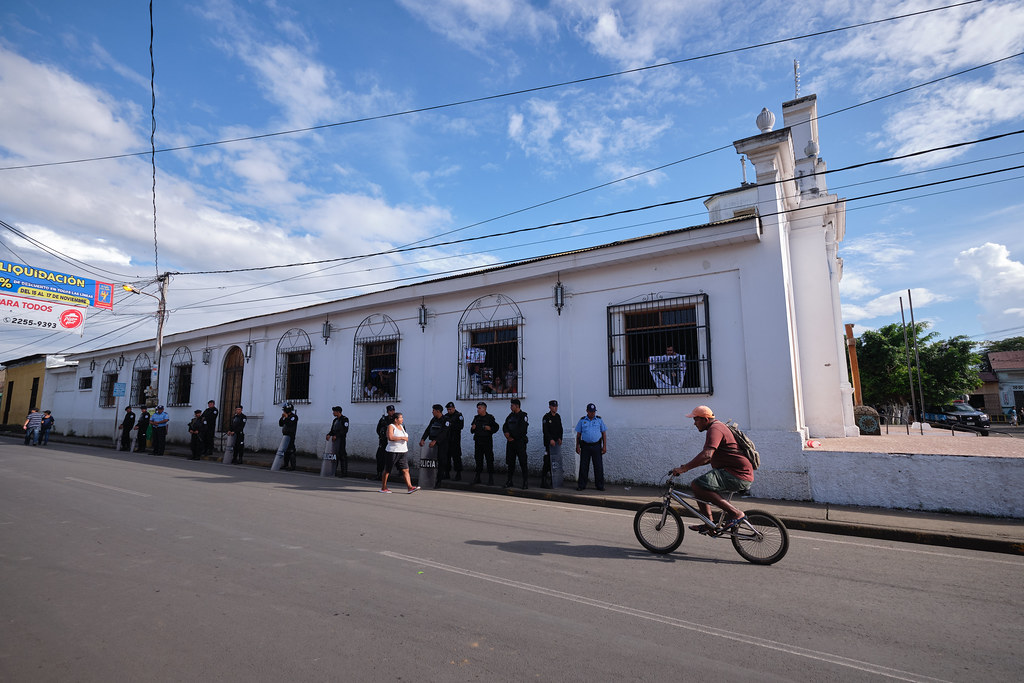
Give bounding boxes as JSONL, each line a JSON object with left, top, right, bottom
{"left": 1, "top": 0, "right": 1023, "bottom": 361}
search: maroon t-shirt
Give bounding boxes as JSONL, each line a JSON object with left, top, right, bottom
{"left": 704, "top": 420, "right": 754, "bottom": 481}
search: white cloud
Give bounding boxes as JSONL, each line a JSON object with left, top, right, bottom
{"left": 840, "top": 231, "right": 915, "bottom": 268}
{"left": 397, "top": 0, "right": 558, "bottom": 52}
{"left": 839, "top": 270, "right": 881, "bottom": 300}
{"left": 841, "top": 287, "right": 950, "bottom": 321}
{"left": 955, "top": 242, "right": 1024, "bottom": 331}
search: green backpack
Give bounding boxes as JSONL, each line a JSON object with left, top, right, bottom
{"left": 724, "top": 420, "right": 760, "bottom": 470}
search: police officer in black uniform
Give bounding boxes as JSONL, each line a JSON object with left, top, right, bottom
{"left": 134, "top": 409, "right": 150, "bottom": 452}
{"left": 419, "top": 404, "right": 450, "bottom": 488}
{"left": 119, "top": 406, "right": 136, "bottom": 451}
{"left": 227, "top": 406, "right": 247, "bottom": 464}
{"left": 375, "top": 405, "right": 396, "bottom": 479}
{"left": 279, "top": 403, "right": 298, "bottom": 471}
{"left": 200, "top": 400, "right": 219, "bottom": 455}
{"left": 188, "top": 410, "right": 204, "bottom": 460}
{"left": 502, "top": 398, "right": 529, "bottom": 489}
{"left": 328, "top": 406, "right": 350, "bottom": 477}
{"left": 470, "top": 401, "right": 498, "bottom": 485}
{"left": 541, "top": 399, "right": 563, "bottom": 488}
{"left": 445, "top": 401, "right": 464, "bottom": 481}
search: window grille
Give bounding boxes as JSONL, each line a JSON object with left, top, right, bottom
{"left": 79, "top": 376, "right": 94, "bottom": 390}
{"left": 130, "top": 352, "right": 153, "bottom": 407}
{"left": 167, "top": 346, "right": 193, "bottom": 406}
{"left": 607, "top": 293, "right": 712, "bottom": 396}
{"left": 274, "top": 328, "right": 312, "bottom": 404}
{"left": 457, "top": 294, "right": 524, "bottom": 401}
{"left": 99, "top": 359, "right": 119, "bottom": 407}
{"left": 352, "top": 314, "right": 401, "bottom": 403}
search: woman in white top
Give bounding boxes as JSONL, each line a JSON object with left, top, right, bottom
{"left": 382, "top": 413, "right": 419, "bottom": 493}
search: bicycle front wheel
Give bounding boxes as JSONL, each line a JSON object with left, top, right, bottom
{"left": 634, "top": 502, "right": 684, "bottom": 554}
{"left": 730, "top": 510, "right": 789, "bottom": 565}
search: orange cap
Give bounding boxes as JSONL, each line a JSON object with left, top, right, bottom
{"left": 685, "top": 405, "right": 714, "bottom": 418}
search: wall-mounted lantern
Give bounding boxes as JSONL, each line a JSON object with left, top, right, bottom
{"left": 322, "top": 320, "right": 332, "bottom": 344}
{"left": 554, "top": 279, "right": 566, "bottom": 315}
{"left": 89, "top": 359, "right": 96, "bottom": 373}
{"left": 244, "top": 341, "right": 253, "bottom": 362}
{"left": 117, "top": 353, "right": 125, "bottom": 369}
{"left": 202, "top": 348, "right": 212, "bottom": 365}
{"left": 418, "top": 302, "right": 428, "bottom": 332}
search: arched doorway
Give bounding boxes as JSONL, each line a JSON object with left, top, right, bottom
{"left": 219, "top": 346, "right": 244, "bottom": 432}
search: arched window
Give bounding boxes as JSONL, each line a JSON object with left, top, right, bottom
{"left": 99, "top": 359, "right": 119, "bottom": 408}
{"left": 167, "top": 346, "right": 193, "bottom": 406}
{"left": 458, "top": 294, "right": 524, "bottom": 400}
{"left": 130, "top": 352, "right": 153, "bottom": 407}
{"left": 274, "top": 328, "right": 312, "bottom": 404}
{"left": 351, "top": 314, "right": 401, "bottom": 403}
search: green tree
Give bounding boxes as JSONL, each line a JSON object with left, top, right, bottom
{"left": 855, "top": 322, "right": 982, "bottom": 408}
{"left": 980, "top": 336, "right": 1024, "bottom": 353}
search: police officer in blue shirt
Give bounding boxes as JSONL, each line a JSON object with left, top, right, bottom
{"left": 574, "top": 402, "right": 607, "bottom": 491}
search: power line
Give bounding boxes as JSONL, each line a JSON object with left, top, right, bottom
{"left": 0, "top": 1, "right": 983, "bottom": 173}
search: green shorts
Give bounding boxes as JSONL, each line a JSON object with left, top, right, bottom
{"left": 694, "top": 468, "right": 752, "bottom": 493}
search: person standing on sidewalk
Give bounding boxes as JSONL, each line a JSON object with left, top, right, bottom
{"left": 200, "top": 400, "right": 219, "bottom": 456}
{"left": 541, "top": 400, "right": 563, "bottom": 488}
{"left": 39, "top": 410, "right": 55, "bottom": 446}
{"left": 273, "top": 403, "right": 299, "bottom": 471}
{"left": 574, "top": 403, "right": 607, "bottom": 491}
{"left": 227, "top": 406, "right": 247, "bottom": 464}
{"left": 470, "top": 401, "right": 498, "bottom": 485}
{"left": 134, "top": 409, "right": 151, "bottom": 452}
{"left": 419, "top": 404, "right": 450, "bottom": 488}
{"left": 502, "top": 398, "right": 529, "bottom": 489}
{"left": 328, "top": 406, "right": 350, "bottom": 477}
{"left": 187, "top": 410, "right": 203, "bottom": 459}
{"left": 445, "top": 401, "right": 465, "bottom": 481}
{"left": 381, "top": 412, "right": 419, "bottom": 494}
{"left": 375, "top": 405, "right": 396, "bottom": 480}
{"left": 23, "top": 407, "right": 42, "bottom": 445}
{"left": 150, "top": 405, "right": 170, "bottom": 455}
{"left": 119, "top": 406, "right": 136, "bottom": 451}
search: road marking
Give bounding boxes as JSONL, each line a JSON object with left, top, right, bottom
{"left": 382, "top": 550, "right": 951, "bottom": 683}
{"left": 790, "top": 534, "right": 1023, "bottom": 565}
{"left": 65, "top": 477, "right": 151, "bottom": 498}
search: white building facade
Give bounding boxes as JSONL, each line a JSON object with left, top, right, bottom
{"left": 44, "top": 95, "right": 859, "bottom": 500}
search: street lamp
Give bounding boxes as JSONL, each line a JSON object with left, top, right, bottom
{"left": 122, "top": 276, "right": 169, "bottom": 408}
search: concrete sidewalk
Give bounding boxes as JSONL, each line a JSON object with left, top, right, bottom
{"left": 8, "top": 433, "right": 1024, "bottom": 556}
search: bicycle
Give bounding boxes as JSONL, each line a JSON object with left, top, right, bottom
{"left": 633, "top": 474, "right": 789, "bottom": 565}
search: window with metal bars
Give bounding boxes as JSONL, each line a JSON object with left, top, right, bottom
{"left": 607, "top": 293, "right": 711, "bottom": 396}
{"left": 79, "top": 376, "right": 93, "bottom": 390}
{"left": 99, "top": 359, "right": 118, "bottom": 408}
{"left": 275, "top": 328, "right": 312, "bottom": 404}
{"left": 130, "top": 352, "right": 152, "bottom": 407}
{"left": 352, "top": 314, "right": 401, "bottom": 403}
{"left": 167, "top": 346, "right": 193, "bottom": 406}
{"left": 457, "top": 294, "right": 524, "bottom": 400}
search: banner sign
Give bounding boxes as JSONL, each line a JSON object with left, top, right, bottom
{"left": 0, "top": 259, "right": 113, "bottom": 310}
{"left": 0, "top": 293, "right": 87, "bottom": 335}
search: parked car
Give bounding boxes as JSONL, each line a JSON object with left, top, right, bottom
{"left": 922, "top": 401, "right": 990, "bottom": 436}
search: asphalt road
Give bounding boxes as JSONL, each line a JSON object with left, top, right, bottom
{"left": 1, "top": 443, "right": 1021, "bottom": 682}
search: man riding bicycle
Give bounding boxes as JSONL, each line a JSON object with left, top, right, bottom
{"left": 670, "top": 405, "right": 753, "bottom": 533}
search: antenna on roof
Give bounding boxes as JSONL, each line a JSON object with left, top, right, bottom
{"left": 794, "top": 60, "right": 800, "bottom": 98}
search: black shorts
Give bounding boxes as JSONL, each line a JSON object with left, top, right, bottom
{"left": 384, "top": 450, "right": 409, "bottom": 471}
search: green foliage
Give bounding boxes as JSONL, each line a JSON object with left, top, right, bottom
{"left": 855, "top": 322, "right": 982, "bottom": 407}
{"left": 980, "top": 336, "right": 1024, "bottom": 354}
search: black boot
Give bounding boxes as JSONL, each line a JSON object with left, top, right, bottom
{"left": 488, "top": 474, "right": 495, "bottom": 486}
{"left": 521, "top": 478, "right": 529, "bottom": 490}
{"left": 503, "top": 479, "right": 514, "bottom": 488}
{"left": 472, "top": 474, "right": 481, "bottom": 484}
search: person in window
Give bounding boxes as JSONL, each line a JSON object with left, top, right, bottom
{"left": 648, "top": 345, "right": 686, "bottom": 389}
{"left": 119, "top": 406, "right": 136, "bottom": 451}
{"left": 363, "top": 381, "right": 378, "bottom": 399}
{"left": 468, "top": 364, "right": 483, "bottom": 395}
{"left": 490, "top": 374, "right": 505, "bottom": 395}
{"left": 504, "top": 363, "right": 518, "bottom": 394}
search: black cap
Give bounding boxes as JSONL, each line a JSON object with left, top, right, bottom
{"left": 586, "top": 403, "right": 596, "bottom": 412}
{"left": 194, "top": 410, "right": 202, "bottom": 414}
{"left": 445, "top": 401, "right": 455, "bottom": 409}
{"left": 549, "top": 400, "right": 558, "bottom": 406}
{"left": 476, "top": 401, "right": 487, "bottom": 408}
{"left": 386, "top": 404, "right": 395, "bottom": 412}
{"left": 156, "top": 405, "right": 164, "bottom": 410}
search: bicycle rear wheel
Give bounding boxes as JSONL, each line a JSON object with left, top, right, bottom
{"left": 634, "top": 502, "right": 684, "bottom": 554}
{"left": 730, "top": 510, "right": 789, "bottom": 565}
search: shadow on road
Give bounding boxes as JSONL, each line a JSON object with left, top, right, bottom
{"left": 464, "top": 538, "right": 741, "bottom": 564}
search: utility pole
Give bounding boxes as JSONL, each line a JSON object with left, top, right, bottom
{"left": 123, "top": 272, "right": 171, "bottom": 408}
{"left": 845, "top": 323, "right": 862, "bottom": 405}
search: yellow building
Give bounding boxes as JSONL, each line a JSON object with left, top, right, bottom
{"left": 1, "top": 354, "right": 73, "bottom": 429}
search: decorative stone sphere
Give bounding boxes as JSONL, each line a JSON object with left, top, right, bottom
{"left": 756, "top": 107, "right": 775, "bottom": 132}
